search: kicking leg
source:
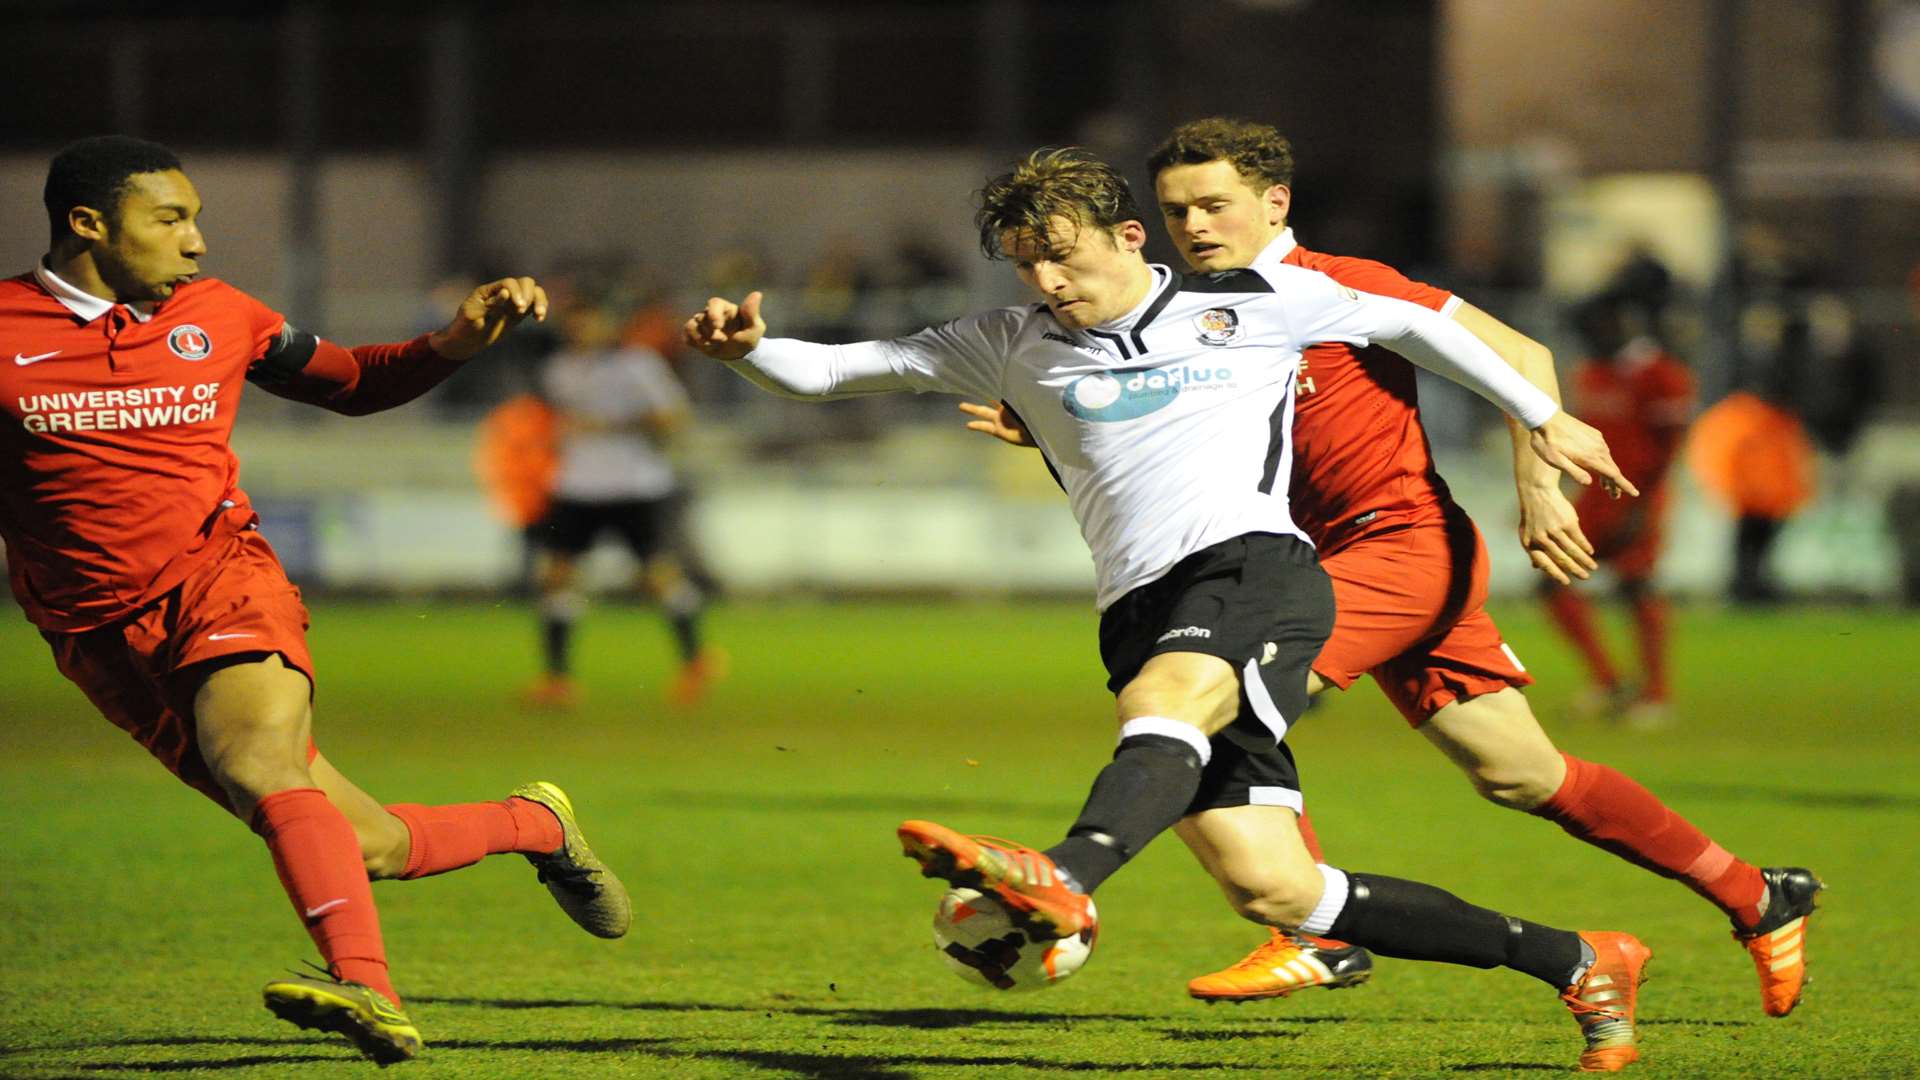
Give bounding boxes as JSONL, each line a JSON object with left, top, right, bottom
{"left": 900, "top": 651, "right": 1235, "bottom": 938}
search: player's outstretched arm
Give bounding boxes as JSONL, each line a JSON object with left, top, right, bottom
{"left": 1341, "top": 293, "right": 1640, "bottom": 502}
{"left": 683, "top": 291, "right": 923, "bottom": 401}
{"left": 1453, "top": 302, "right": 1596, "bottom": 584}
{"left": 250, "top": 276, "right": 549, "bottom": 416}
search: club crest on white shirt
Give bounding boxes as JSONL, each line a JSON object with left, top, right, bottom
{"left": 1194, "top": 307, "right": 1243, "bottom": 346}
{"left": 168, "top": 324, "right": 213, "bottom": 360}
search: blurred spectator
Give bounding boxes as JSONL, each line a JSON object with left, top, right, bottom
{"left": 1541, "top": 297, "right": 1696, "bottom": 728}
{"left": 520, "top": 291, "right": 722, "bottom": 709}
{"left": 1687, "top": 392, "right": 1817, "bottom": 605}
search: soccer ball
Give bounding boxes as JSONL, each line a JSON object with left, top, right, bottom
{"left": 931, "top": 887, "right": 1098, "bottom": 991}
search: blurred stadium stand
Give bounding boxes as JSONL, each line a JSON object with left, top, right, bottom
{"left": 3, "top": 0, "right": 1915, "bottom": 600}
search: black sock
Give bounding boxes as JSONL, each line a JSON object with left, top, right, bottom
{"left": 668, "top": 612, "right": 701, "bottom": 661}
{"left": 1042, "top": 733, "right": 1203, "bottom": 894}
{"left": 542, "top": 617, "right": 573, "bottom": 676}
{"left": 1325, "top": 873, "right": 1587, "bottom": 989}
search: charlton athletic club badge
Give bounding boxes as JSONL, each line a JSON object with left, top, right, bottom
{"left": 168, "top": 324, "right": 213, "bottom": 360}
{"left": 1194, "top": 307, "right": 1242, "bottom": 346}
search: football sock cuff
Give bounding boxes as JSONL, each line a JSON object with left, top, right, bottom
{"left": 1297, "top": 864, "right": 1350, "bottom": 935}
{"left": 1116, "top": 716, "right": 1211, "bottom": 766}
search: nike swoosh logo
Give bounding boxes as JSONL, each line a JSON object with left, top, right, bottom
{"left": 13, "top": 351, "right": 60, "bottom": 366}
{"left": 207, "top": 631, "right": 258, "bottom": 641}
{"left": 304, "top": 898, "right": 348, "bottom": 918}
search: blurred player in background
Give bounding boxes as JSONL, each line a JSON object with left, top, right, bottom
{"left": 1, "top": 136, "right": 632, "bottom": 1064}
{"left": 1541, "top": 297, "right": 1696, "bottom": 728}
{"left": 963, "top": 119, "right": 1818, "bottom": 1020}
{"left": 691, "top": 147, "right": 1662, "bottom": 1071}
{"left": 522, "top": 286, "right": 720, "bottom": 709}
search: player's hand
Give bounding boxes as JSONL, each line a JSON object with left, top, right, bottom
{"left": 683, "top": 291, "right": 767, "bottom": 362}
{"left": 429, "top": 277, "right": 548, "bottom": 360}
{"left": 1516, "top": 479, "right": 1596, "bottom": 585}
{"left": 960, "top": 401, "right": 1036, "bottom": 447}
{"left": 1528, "top": 412, "right": 1639, "bottom": 499}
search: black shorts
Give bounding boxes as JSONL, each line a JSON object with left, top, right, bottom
{"left": 1098, "top": 531, "right": 1334, "bottom": 748}
{"left": 1180, "top": 733, "right": 1302, "bottom": 815}
{"left": 527, "top": 497, "right": 676, "bottom": 560}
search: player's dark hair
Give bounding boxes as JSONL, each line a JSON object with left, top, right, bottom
{"left": 975, "top": 148, "right": 1143, "bottom": 261}
{"left": 1147, "top": 118, "right": 1295, "bottom": 191}
{"left": 44, "top": 135, "right": 184, "bottom": 245}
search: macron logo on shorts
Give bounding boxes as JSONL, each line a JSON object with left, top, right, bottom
{"left": 1157, "top": 625, "right": 1213, "bottom": 644}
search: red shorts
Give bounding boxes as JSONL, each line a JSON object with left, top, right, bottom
{"left": 1312, "top": 505, "right": 1532, "bottom": 725}
{"left": 1575, "top": 484, "right": 1669, "bottom": 581}
{"left": 41, "top": 528, "right": 316, "bottom": 811}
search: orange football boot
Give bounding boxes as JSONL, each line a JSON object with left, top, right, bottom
{"left": 1734, "top": 867, "right": 1823, "bottom": 1017}
{"left": 898, "top": 820, "right": 1093, "bottom": 940}
{"left": 1561, "top": 931, "right": 1652, "bottom": 1072}
{"left": 518, "top": 674, "right": 580, "bottom": 709}
{"left": 1187, "top": 926, "right": 1374, "bottom": 1001}
{"left": 666, "top": 647, "right": 728, "bottom": 707}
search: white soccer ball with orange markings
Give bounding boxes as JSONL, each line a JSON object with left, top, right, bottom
{"left": 931, "top": 887, "right": 1098, "bottom": 991}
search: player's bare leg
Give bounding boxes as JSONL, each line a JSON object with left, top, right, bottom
{"left": 1175, "top": 805, "right": 1374, "bottom": 1000}
{"left": 191, "top": 655, "right": 419, "bottom": 1062}
{"left": 1419, "top": 688, "right": 1565, "bottom": 810}
{"left": 1424, "top": 687, "right": 1818, "bottom": 1015}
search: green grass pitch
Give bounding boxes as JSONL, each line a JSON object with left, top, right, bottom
{"left": 2, "top": 599, "right": 1917, "bottom": 1077}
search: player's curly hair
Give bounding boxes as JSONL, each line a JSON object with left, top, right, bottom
{"left": 975, "top": 148, "right": 1143, "bottom": 261}
{"left": 1147, "top": 118, "right": 1295, "bottom": 191}
{"left": 44, "top": 134, "right": 183, "bottom": 245}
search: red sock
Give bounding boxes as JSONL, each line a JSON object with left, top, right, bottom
{"left": 1532, "top": 753, "right": 1767, "bottom": 928}
{"left": 252, "top": 788, "right": 398, "bottom": 1004}
{"left": 1542, "top": 587, "right": 1620, "bottom": 689}
{"left": 1296, "top": 811, "right": 1327, "bottom": 863}
{"left": 1629, "top": 591, "right": 1669, "bottom": 701}
{"left": 384, "top": 798, "right": 564, "bottom": 879}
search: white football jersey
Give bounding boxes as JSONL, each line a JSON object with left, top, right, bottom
{"left": 543, "top": 346, "right": 688, "bottom": 501}
{"left": 732, "top": 262, "right": 1555, "bottom": 609}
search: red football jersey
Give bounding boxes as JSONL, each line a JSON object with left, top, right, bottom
{"left": 1270, "top": 236, "right": 1461, "bottom": 555}
{"left": 0, "top": 267, "right": 281, "bottom": 632}
{"left": 1569, "top": 342, "right": 1695, "bottom": 490}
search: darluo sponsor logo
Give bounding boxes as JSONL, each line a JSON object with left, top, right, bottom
{"left": 1063, "top": 363, "right": 1234, "bottom": 422}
